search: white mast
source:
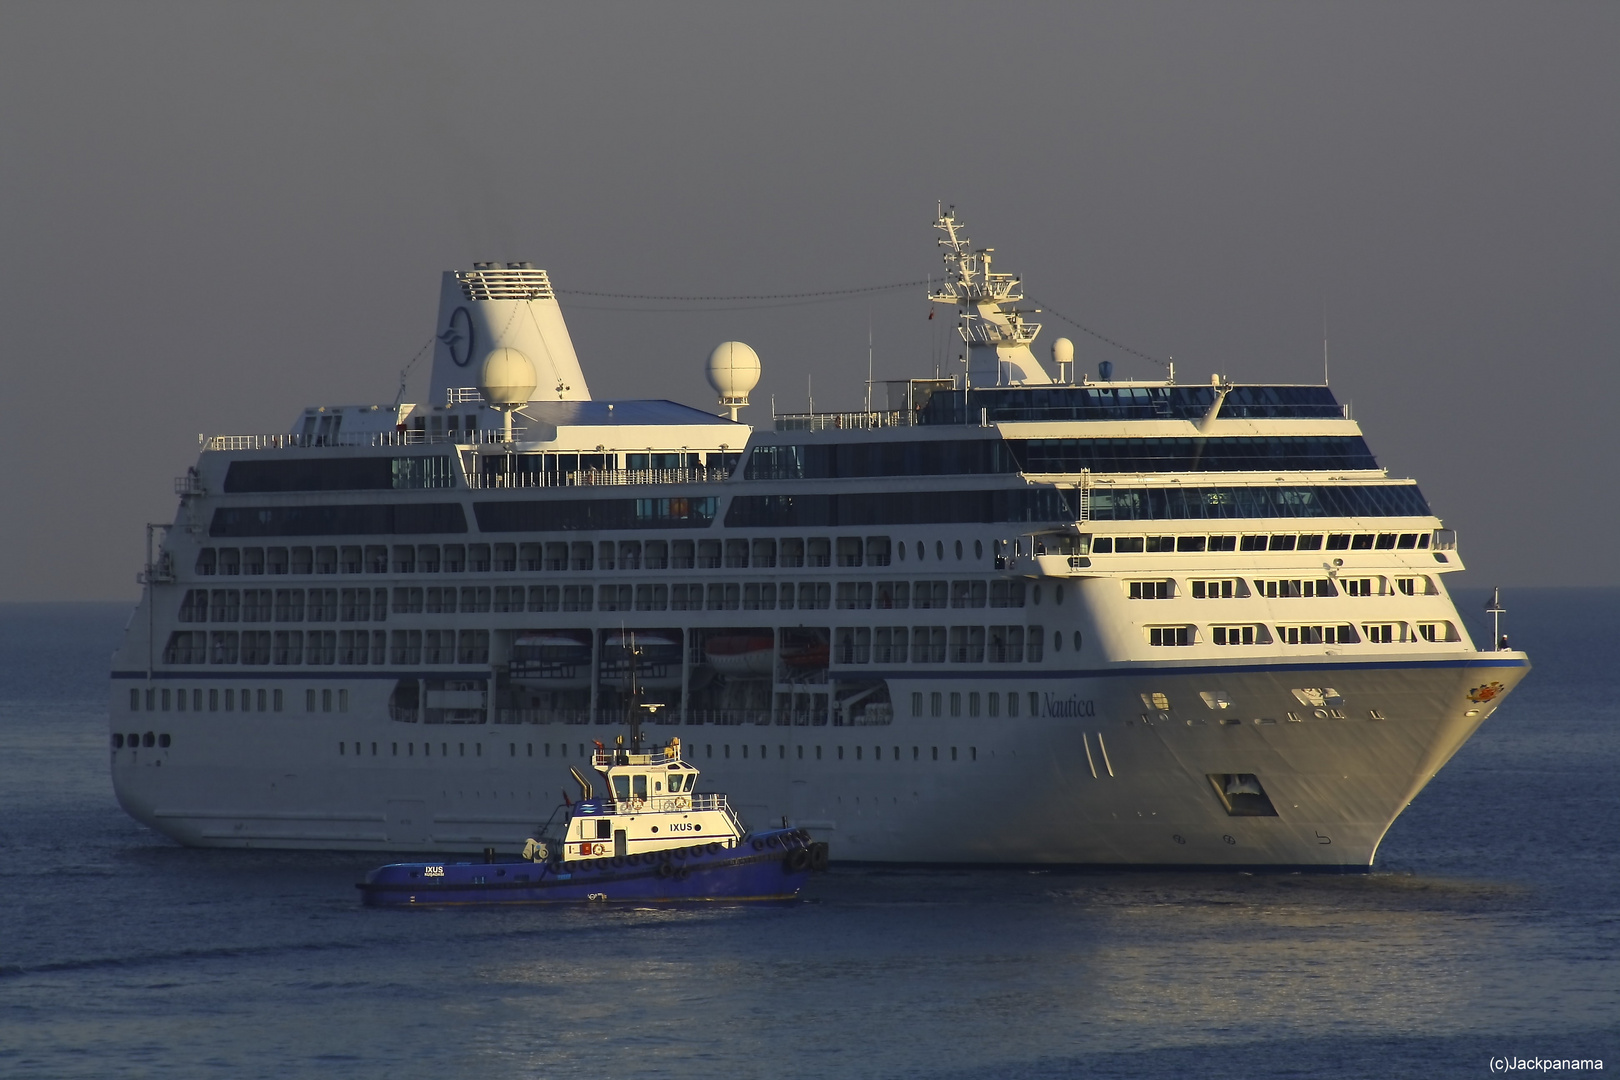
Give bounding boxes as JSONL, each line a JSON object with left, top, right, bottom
{"left": 928, "top": 205, "right": 1052, "bottom": 386}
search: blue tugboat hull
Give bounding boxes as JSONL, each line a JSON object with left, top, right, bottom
{"left": 359, "top": 829, "right": 824, "bottom": 907}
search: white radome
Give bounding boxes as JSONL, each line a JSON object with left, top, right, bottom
{"left": 479, "top": 347, "right": 538, "bottom": 407}
{"left": 1051, "top": 337, "right": 1074, "bottom": 368}
{"left": 706, "top": 341, "right": 760, "bottom": 419}
{"left": 706, "top": 341, "right": 761, "bottom": 399}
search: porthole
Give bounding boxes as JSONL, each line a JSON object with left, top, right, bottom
{"left": 974, "top": 539, "right": 983, "bottom": 560}
{"left": 158, "top": 733, "right": 171, "bottom": 748}
{"left": 1032, "top": 585, "right": 1042, "bottom": 606}
{"left": 127, "top": 731, "right": 139, "bottom": 746}
{"left": 1054, "top": 632, "right": 1063, "bottom": 653}
{"left": 917, "top": 541, "right": 925, "bottom": 560}
{"left": 1073, "top": 631, "right": 1082, "bottom": 652}
{"left": 142, "top": 732, "right": 155, "bottom": 747}
{"left": 1055, "top": 584, "right": 1064, "bottom": 605}
{"left": 935, "top": 540, "right": 944, "bottom": 560}
{"left": 112, "top": 733, "right": 124, "bottom": 749}
{"left": 955, "top": 540, "right": 963, "bottom": 560}
{"left": 898, "top": 543, "right": 907, "bottom": 562}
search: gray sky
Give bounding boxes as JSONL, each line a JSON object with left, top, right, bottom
{"left": 2, "top": 2, "right": 1614, "bottom": 600}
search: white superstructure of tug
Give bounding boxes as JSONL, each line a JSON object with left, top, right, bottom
{"left": 109, "top": 211, "right": 1529, "bottom": 867}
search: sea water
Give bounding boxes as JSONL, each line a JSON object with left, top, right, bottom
{"left": 0, "top": 592, "right": 1615, "bottom": 1079}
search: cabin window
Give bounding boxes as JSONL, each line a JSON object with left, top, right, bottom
{"left": 633, "top": 775, "right": 648, "bottom": 799}
{"left": 595, "top": 819, "right": 611, "bottom": 839}
{"left": 613, "top": 776, "right": 630, "bottom": 800}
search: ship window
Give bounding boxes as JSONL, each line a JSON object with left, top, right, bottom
{"left": 1212, "top": 625, "right": 1260, "bottom": 646}
{"left": 1026, "top": 627, "right": 1044, "bottom": 662}
{"left": 726, "top": 539, "right": 750, "bottom": 568}
{"left": 1208, "top": 535, "right": 1237, "bottom": 551}
{"left": 949, "top": 692, "right": 961, "bottom": 717}
{"left": 916, "top": 541, "right": 925, "bottom": 561}
{"left": 698, "top": 540, "right": 722, "bottom": 569}
{"left": 595, "top": 819, "right": 611, "bottom": 839}
{"left": 267, "top": 547, "right": 289, "bottom": 574}
{"left": 779, "top": 538, "right": 804, "bottom": 567}
{"left": 1275, "top": 624, "right": 1357, "bottom": 645}
{"left": 930, "top": 692, "right": 942, "bottom": 717}
{"left": 1240, "top": 535, "right": 1267, "bottom": 551}
{"left": 1176, "top": 536, "right": 1206, "bottom": 552}
{"left": 304, "top": 689, "right": 314, "bottom": 712}
{"left": 1128, "top": 580, "right": 1173, "bottom": 599}
{"left": 113, "top": 733, "right": 124, "bottom": 748}
{"left": 291, "top": 547, "right": 314, "bottom": 574}
{"left": 1364, "top": 623, "right": 1397, "bottom": 644}
{"left": 1350, "top": 534, "right": 1374, "bottom": 550}
{"left": 1114, "top": 536, "right": 1144, "bottom": 553}
{"left": 273, "top": 689, "right": 283, "bottom": 711}
{"left": 1091, "top": 536, "right": 1113, "bottom": 553}
{"left": 1191, "top": 579, "right": 1237, "bottom": 599}
{"left": 1375, "top": 533, "right": 1397, "bottom": 549}
{"left": 1268, "top": 535, "right": 1297, "bottom": 551}
{"left": 1007, "top": 692, "right": 1019, "bottom": 718}
{"left": 968, "top": 692, "right": 980, "bottom": 718}
{"left": 1147, "top": 626, "right": 1193, "bottom": 647}
{"left": 1145, "top": 536, "right": 1175, "bottom": 553}
{"left": 911, "top": 692, "right": 923, "bottom": 716}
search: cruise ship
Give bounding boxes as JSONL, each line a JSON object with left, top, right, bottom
{"left": 109, "top": 209, "right": 1529, "bottom": 867}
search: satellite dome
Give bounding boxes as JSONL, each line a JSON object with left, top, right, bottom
{"left": 706, "top": 341, "right": 761, "bottom": 398}
{"left": 1051, "top": 337, "right": 1074, "bottom": 366}
{"left": 478, "top": 347, "right": 537, "bottom": 407}
{"left": 706, "top": 341, "right": 761, "bottom": 419}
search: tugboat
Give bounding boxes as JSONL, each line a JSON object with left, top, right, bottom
{"left": 358, "top": 736, "right": 827, "bottom": 906}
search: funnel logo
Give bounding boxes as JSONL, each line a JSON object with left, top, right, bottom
{"left": 441, "top": 306, "right": 474, "bottom": 367}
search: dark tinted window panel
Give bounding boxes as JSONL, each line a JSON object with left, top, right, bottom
{"left": 725, "top": 489, "right": 1072, "bottom": 528}
{"left": 1086, "top": 485, "right": 1429, "bottom": 521}
{"left": 1008, "top": 436, "right": 1377, "bottom": 474}
{"left": 209, "top": 503, "right": 467, "bottom": 537}
{"left": 921, "top": 385, "right": 1342, "bottom": 424}
{"left": 224, "top": 456, "right": 455, "bottom": 492}
{"left": 474, "top": 497, "right": 719, "bottom": 532}
{"left": 744, "top": 440, "right": 1018, "bottom": 480}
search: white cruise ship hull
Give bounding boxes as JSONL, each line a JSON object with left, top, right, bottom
{"left": 111, "top": 655, "right": 1526, "bottom": 867}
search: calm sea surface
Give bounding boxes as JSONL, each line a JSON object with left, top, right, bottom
{"left": 1, "top": 591, "right": 1615, "bottom": 1079}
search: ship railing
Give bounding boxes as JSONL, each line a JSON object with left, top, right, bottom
{"left": 684, "top": 709, "right": 774, "bottom": 727}
{"left": 466, "top": 467, "right": 729, "bottom": 489}
{"left": 599, "top": 792, "right": 731, "bottom": 815}
{"left": 774, "top": 410, "right": 908, "bottom": 432}
{"left": 592, "top": 747, "right": 686, "bottom": 769}
{"left": 200, "top": 429, "right": 522, "bottom": 451}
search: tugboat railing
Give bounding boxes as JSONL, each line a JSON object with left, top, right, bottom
{"left": 594, "top": 792, "right": 730, "bottom": 815}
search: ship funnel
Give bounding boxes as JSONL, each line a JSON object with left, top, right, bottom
{"left": 427, "top": 262, "right": 591, "bottom": 406}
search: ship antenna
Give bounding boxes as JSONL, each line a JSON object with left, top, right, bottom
{"left": 865, "top": 316, "right": 874, "bottom": 414}
{"left": 1323, "top": 300, "right": 1330, "bottom": 386}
